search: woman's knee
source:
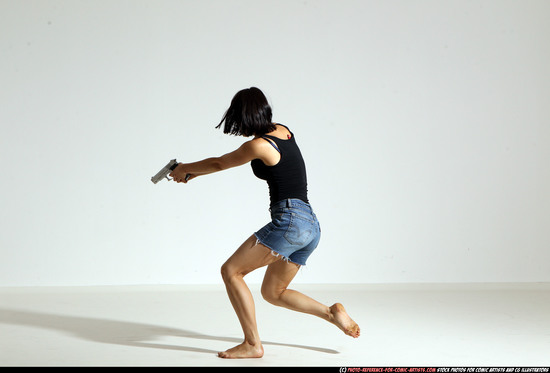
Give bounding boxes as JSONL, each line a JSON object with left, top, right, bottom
{"left": 261, "top": 282, "right": 283, "bottom": 305}
{"left": 220, "top": 261, "right": 234, "bottom": 283}
{"left": 220, "top": 261, "right": 249, "bottom": 283}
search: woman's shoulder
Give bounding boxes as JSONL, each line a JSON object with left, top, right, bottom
{"left": 246, "top": 136, "right": 278, "bottom": 151}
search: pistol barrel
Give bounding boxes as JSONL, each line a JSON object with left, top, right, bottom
{"left": 151, "top": 159, "right": 178, "bottom": 184}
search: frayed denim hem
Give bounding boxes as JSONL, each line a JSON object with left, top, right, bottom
{"left": 254, "top": 234, "right": 303, "bottom": 266}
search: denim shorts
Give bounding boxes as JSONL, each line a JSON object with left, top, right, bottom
{"left": 254, "top": 198, "right": 321, "bottom": 266}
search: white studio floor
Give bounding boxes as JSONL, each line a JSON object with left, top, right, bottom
{"left": 0, "top": 283, "right": 549, "bottom": 367}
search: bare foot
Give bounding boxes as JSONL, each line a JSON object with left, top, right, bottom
{"left": 218, "top": 341, "right": 264, "bottom": 359}
{"left": 329, "top": 303, "right": 360, "bottom": 338}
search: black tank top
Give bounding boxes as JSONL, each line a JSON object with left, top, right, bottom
{"left": 251, "top": 125, "right": 309, "bottom": 207}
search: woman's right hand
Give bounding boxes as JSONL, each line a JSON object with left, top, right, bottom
{"left": 169, "top": 163, "right": 192, "bottom": 183}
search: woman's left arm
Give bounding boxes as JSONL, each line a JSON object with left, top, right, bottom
{"left": 169, "top": 139, "right": 262, "bottom": 183}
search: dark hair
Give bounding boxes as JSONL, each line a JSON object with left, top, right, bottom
{"left": 216, "top": 87, "right": 276, "bottom": 137}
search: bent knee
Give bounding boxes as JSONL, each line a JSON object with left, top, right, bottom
{"left": 261, "top": 285, "right": 284, "bottom": 305}
{"left": 220, "top": 262, "right": 249, "bottom": 283}
{"left": 220, "top": 262, "right": 234, "bottom": 283}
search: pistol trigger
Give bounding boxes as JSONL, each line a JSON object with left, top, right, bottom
{"left": 166, "top": 176, "right": 173, "bottom": 181}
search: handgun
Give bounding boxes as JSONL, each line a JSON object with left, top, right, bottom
{"left": 151, "top": 159, "right": 190, "bottom": 184}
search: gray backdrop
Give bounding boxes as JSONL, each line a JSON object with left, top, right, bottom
{"left": 1, "top": 0, "right": 549, "bottom": 286}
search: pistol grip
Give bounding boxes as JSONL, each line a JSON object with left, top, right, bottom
{"left": 168, "top": 163, "right": 191, "bottom": 182}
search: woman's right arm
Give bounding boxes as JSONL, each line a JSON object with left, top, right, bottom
{"left": 169, "top": 138, "right": 272, "bottom": 183}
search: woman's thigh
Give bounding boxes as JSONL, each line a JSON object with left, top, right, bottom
{"left": 221, "top": 235, "right": 281, "bottom": 278}
{"left": 261, "top": 259, "right": 300, "bottom": 296}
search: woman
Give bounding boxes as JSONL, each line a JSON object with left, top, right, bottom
{"left": 170, "top": 87, "right": 359, "bottom": 359}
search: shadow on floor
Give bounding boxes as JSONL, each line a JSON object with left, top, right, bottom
{"left": 0, "top": 308, "right": 339, "bottom": 356}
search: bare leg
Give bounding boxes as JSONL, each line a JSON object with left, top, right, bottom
{"left": 219, "top": 235, "right": 280, "bottom": 358}
{"left": 261, "top": 260, "right": 360, "bottom": 338}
